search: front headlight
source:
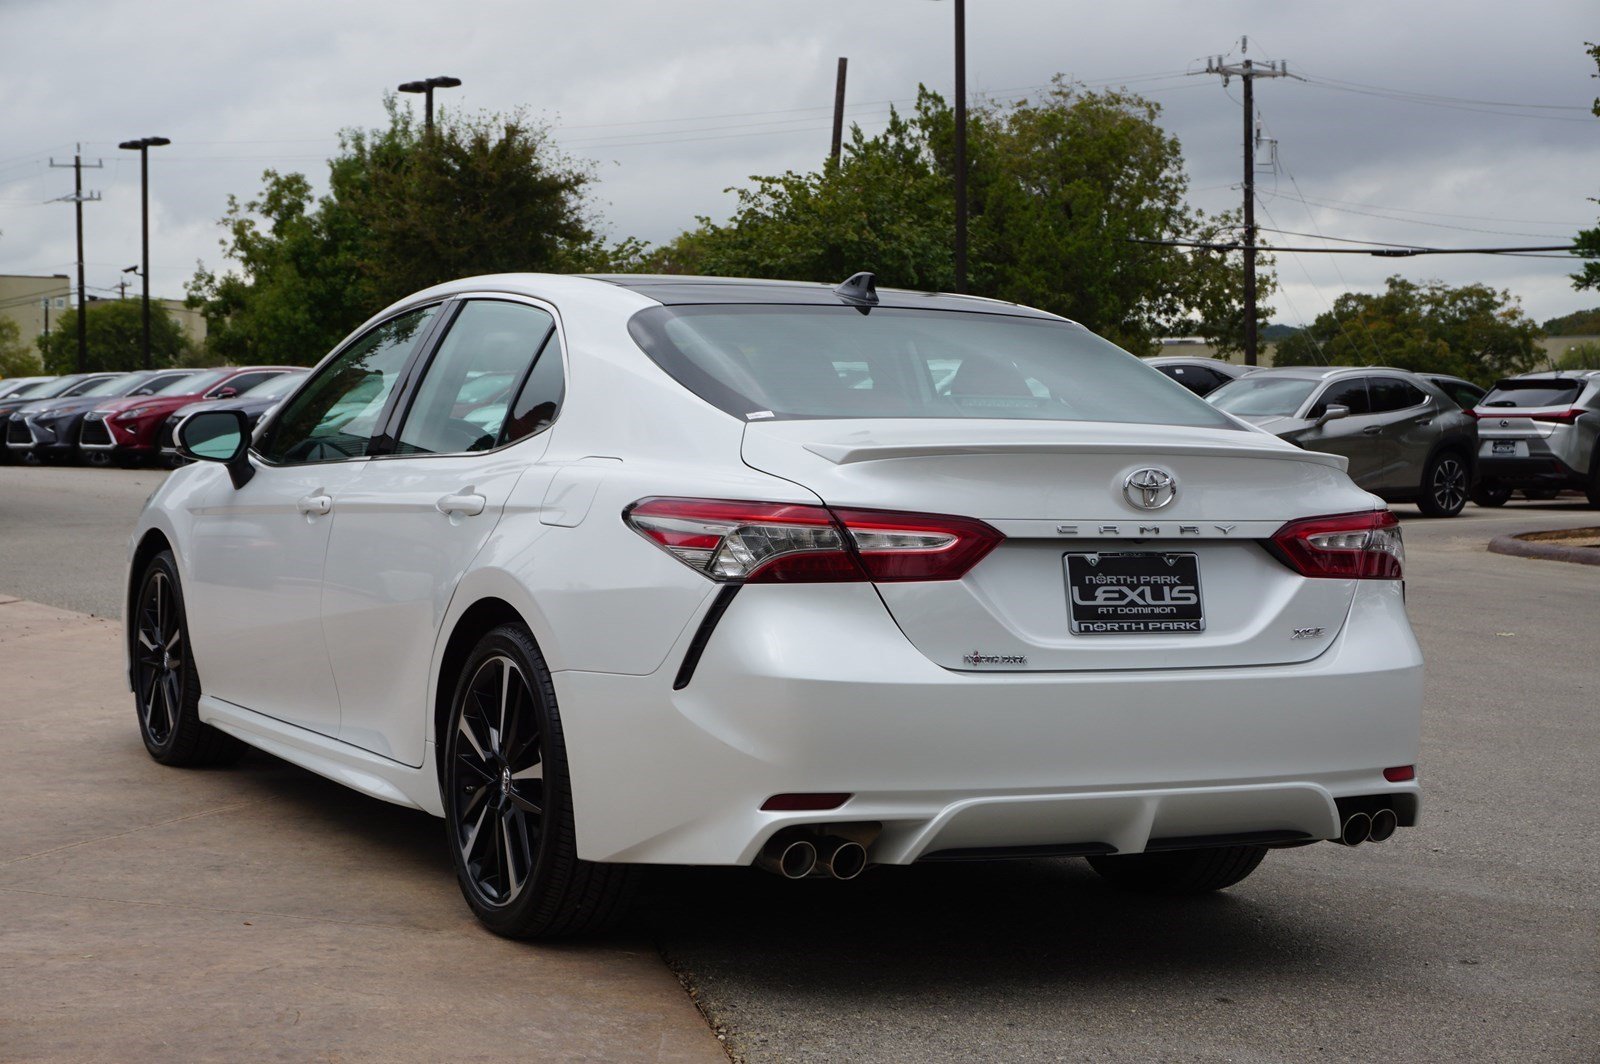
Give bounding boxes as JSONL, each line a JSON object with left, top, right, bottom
{"left": 116, "top": 406, "right": 154, "bottom": 421}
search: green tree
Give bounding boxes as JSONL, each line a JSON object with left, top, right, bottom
{"left": 35, "top": 301, "right": 188, "bottom": 374}
{"left": 649, "top": 82, "right": 1261, "bottom": 355}
{"left": 0, "top": 316, "right": 43, "bottom": 378}
{"left": 1272, "top": 276, "right": 1541, "bottom": 385}
{"left": 189, "top": 98, "right": 640, "bottom": 366}
{"left": 1555, "top": 338, "right": 1600, "bottom": 370}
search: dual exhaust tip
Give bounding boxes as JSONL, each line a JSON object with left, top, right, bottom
{"left": 756, "top": 834, "right": 869, "bottom": 880}
{"left": 1336, "top": 807, "right": 1398, "bottom": 846}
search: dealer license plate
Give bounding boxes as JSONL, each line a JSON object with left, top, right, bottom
{"left": 1065, "top": 551, "right": 1205, "bottom": 635}
{"left": 1492, "top": 440, "right": 1516, "bottom": 455}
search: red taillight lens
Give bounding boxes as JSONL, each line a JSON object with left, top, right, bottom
{"left": 625, "top": 498, "right": 1002, "bottom": 584}
{"left": 1269, "top": 510, "right": 1404, "bottom": 580}
{"left": 1532, "top": 408, "right": 1583, "bottom": 425}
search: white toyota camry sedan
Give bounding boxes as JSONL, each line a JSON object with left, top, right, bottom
{"left": 129, "top": 273, "right": 1422, "bottom": 937}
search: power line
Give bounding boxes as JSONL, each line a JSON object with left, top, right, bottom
{"left": 1133, "top": 237, "right": 1584, "bottom": 256}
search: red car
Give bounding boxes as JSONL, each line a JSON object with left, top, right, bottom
{"left": 80, "top": 366, "right": 297, "bottom": 466}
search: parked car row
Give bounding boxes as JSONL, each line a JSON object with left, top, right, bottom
{"left": 1144, "top": 356, "right": 1599, "bottom": 513}
{"left": 0, "top": 366, "right": 304, "bottom": 468}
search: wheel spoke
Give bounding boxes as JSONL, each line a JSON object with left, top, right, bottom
{"left": 460, "top": 799, "right": 491, "bottom": 864}
{"left": 137, "top": 629, "right": 157, "bottom": 651}
{"left": 510, "top": 761, "right": 542, "bottom": 781}
{"left": 500, "top": 809, "right": 522, "bottom": 896}
{"left": 457, "top": 715, "right": 490, "bottom": 761}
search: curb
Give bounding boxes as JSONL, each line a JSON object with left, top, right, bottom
{"left": 1487, "top": 530, "right": 1600, "bottom": 567}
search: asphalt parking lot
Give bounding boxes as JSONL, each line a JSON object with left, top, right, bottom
{"left": 2, "top": 464, "right": 1597, "bottom": 1062}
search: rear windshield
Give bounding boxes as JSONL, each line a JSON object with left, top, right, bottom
{"left": 627, "top": 305, "right": 1235, "bottom": 428}
{"left": 1481, "top": 379, "right": 1585, "bottom": 408}
{"left": 1207, "top": 376, "right": 1319, "bottom": 417}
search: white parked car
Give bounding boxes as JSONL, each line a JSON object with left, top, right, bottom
{"left": 128, "top": 273, "right": 1422, "bottom": 938}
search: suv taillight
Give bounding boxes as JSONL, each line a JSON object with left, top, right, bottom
{"left": 1470, "top": 407, "right": 1584, "bottom": 424}
{"left": 624, "top": 497, "right": 1003, "bottom": 583}
{"left": 1269, "top": 510, "right": 1404, "bottom": 580}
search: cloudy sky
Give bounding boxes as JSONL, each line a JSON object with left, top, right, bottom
{"left": 2, "top": 0, "right": 1596, "bottom": 329}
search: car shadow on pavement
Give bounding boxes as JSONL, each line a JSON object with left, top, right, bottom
{"left": 636, "top": 857, "right": 1353, "bottom": 998}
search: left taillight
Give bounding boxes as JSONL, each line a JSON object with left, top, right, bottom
{"left": 624, "top": 497, "right": 1003, "bottom": 584}
{"left": 1269, "top": 510, "right": 1404, "bottom": 580}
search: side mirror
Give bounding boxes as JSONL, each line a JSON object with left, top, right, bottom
{"left": 1315, "top": 404, "right": 1350, "bottom": 428}
{"left": 176, "top": 409, "right": 254, "bottom": 488}
{"left": 213, "top": 386, "right": 239, "bottom": 399}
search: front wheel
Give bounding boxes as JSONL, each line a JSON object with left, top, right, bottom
{"left": 1417, "top": 451, "right": 1469, "bottom": 517}
{"left": 442, "top": 624, "right": 636, "bottom": 938}
{"left": 132, "top": 551, "right": 243, "bottom": 766}
{"left": 1472, "top": 482, "right": 1512, "bottom": 508}
{"left": 1087, "top": 845, "right": 1267, "bottom": 894}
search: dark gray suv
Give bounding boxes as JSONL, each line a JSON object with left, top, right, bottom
{"left": 1207, "top": 366, "right": 1479, "bottom": 516}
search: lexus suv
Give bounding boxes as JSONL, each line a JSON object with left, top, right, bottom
{"left": 0, "top": 373, "right": 120, "bottom": 463}
{"left": 81, "top": 366, "right": 296, "bottom": 466}
{"left": 5, "top": 369, "right": 197, "bottom": 464}
{"left": 1207, "top": 366, "right": 1478, "bottom": 517}
{"left": 128, "top": 273, "right": 1422, "bottom": 938}
{"left": 1470, "top": 370, "right": 1600, "bottom": 507}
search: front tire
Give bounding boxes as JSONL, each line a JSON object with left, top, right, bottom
{"left": 1087, "top": 845, "right": 1267, "bottom": 894}
{"left": 1417, "top": 451, "right": 1468, "bottom": 517}
{"left": 132, "top": 551, "right": 243, "bottom": 766}
{"left": 442, "top": 624, "right": 635, "bottom": 938}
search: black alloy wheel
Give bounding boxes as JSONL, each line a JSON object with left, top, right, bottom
{"left": 1471, "top": 482, "right": 1512, "bottom": 508}
{"left": 132, "top": 551, "right": 242, "bottom": 766}
{"left": 442, "top": 624, "right": 635, "bottom": 938}
{"left": 1418, "top": 452, "right": 1469, "bottom": 517}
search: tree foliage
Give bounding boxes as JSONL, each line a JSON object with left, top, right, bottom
{"left": 1272, "top": 276, "right": 1541, "bottom": 385}
{"left": 1540, "top": 305, "right": 1600, "bottom": 335}
{"left": 1571, "top": 42, "right": 1600, "bottom": 291}
{"left": 649, "top": 82, "right": 1262, "bottom": 355}
{"left": 1555, "top": 338, "right": 1600, "bottom": 370}
{"left": 188, "top": 98, "right": 640, "bottom": 366}
{"left": 0, "top": 316, "right": 43, "bottom": 378}
{"left": 36, "top": 301, "right": 188, "bottom": 374}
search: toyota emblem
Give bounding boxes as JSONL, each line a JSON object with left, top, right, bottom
{"left": 1123, "top": 467, "right": 1178, "bottom": 510}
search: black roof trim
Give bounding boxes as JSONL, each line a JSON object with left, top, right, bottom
{"left": 584, "top": 274, "right": 1062, "bottom": 319}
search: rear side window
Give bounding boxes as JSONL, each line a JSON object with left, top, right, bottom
{"left": 394, "top": 300, "right": 557, "bottom": 455}
{"left": 1435, "top": 380, "right": 1484, "bottom": 408}
{"left": 1481, "top": 379, "right": 1584, "bottom": 408}
{"left": 1368, "top": 377, "right": 1427, "bottom": 413}
{"left": 628, "top": 304, "right": 1235, "bottom": 429}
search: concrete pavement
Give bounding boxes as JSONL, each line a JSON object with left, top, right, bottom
{"left": 0, "top": 596, "right": 724, "bottom": 1063}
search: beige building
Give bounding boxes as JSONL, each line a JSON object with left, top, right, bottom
{"left": 0, "top": 274, "right": 207, "bottom": 359}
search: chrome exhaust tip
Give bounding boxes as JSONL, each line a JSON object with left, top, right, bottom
{"left": 1367, "top": 807, "right": 1398, "bottom": 843}
{"left": 1338, "top": 811, "right": 1372, "bottom": 846}
{"left": 756, "top": 837, "right": 818, "bottom": 879}
{"left": 822, "top": 839, "right": 868, "bottom": 881}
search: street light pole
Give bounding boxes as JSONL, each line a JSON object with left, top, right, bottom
{"left": 398, "top": 76, "right": 462, "bottom": 134}
{"left": 118, "top": 136, "right": 170, "bottom": 370}
{"left": 953, "top": 0, "right": 967, "bottom": 294}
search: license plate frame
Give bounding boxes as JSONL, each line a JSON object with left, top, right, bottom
{"left": 1492, "top": 440, "right": 1517, "bottom": 455}
{"left": 1065, "top": 551, "right": 1205, "bottom": 635}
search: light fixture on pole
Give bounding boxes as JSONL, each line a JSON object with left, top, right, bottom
{"left": 397, "top": 76, "right": 462, "bottom": 133}
{"left": 117, "top": 136, "right": 170, "bottom": 370}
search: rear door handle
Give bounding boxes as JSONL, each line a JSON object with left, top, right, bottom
{"left": 297, "top": 493, "right": 332, "bottom": 516}
{"left": 437, "top": 492, "right": 486, "bottom": 517}
{"left": 1362, "top": 426, "right": 1383, "bottom": 435}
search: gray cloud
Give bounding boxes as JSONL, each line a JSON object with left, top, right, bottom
{"left": 1, "top": 0, "right": 1595, "bottom": 327}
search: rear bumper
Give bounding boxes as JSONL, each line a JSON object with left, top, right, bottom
{"left": 1476, "top": 436, "right": 1590, "bottom": 486}
{"left": 557, "top": 581, "right": 1423, "bottom": 865}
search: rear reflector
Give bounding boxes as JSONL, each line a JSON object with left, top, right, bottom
{"left": 625, "top": 497, "right": 1002, "bottom": 583}
{"left": 1269, "top": 510, "right": 1404, "bottom": 580}
{"left": 760, "top": 793, "right": 852, "bottom": 811}
{"left": 1383, "top": 765, "right": 1416, "bottom": 782}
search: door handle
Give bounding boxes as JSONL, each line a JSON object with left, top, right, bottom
{"left": 1362, "top": 426, "right": 1383, "bottom": 435}
{"left": 297, "top": 494, "right": 333, "bottom": 516}
{"left": 437, "top": 492, "right": 486, "bottom": 517}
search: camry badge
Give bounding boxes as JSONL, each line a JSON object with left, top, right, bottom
{"left": 1123, "top": 467, "right": 1178, "bottom": 510}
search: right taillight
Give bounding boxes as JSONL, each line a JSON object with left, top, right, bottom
{"left": 624, "top": 497, "right": 1002, "bottom": 584}
{"left": 1269, "top": 510, "right": 1404, "bottom": 580}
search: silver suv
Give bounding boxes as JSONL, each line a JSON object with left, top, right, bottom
{"left": 1207, "top": 366, "right": 1479, "bottom": 517}
{"left": 1471, "top": 370, "right": 1600, "bottom": 507}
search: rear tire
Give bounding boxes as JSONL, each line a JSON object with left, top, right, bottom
{"left": 1417, "top": 451, "right": 1468, "bottom": 517}
{"left": 1087, "top": 845, "right": 1267, "bottom": 894}
{"left": 442, "top": 623, "right": 636, "bottom": 938}
{"left": 132, "top": 551, "right": 244, "bottom": 767}
{"left": 1472, "top": 482, "right": 1512, "bottom": 508}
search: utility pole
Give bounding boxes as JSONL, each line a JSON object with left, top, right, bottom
{"left": 830, "top": 57, "right": 849, "bottom": 164}
{"left": 953, "top": 0, "right": 968, "bottom": 293}
{"left": 1202, "top": 39, "right": 1291, "bottom": 366}
{"left": 50, "top": 146, "right": 103, "bottom": 375}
